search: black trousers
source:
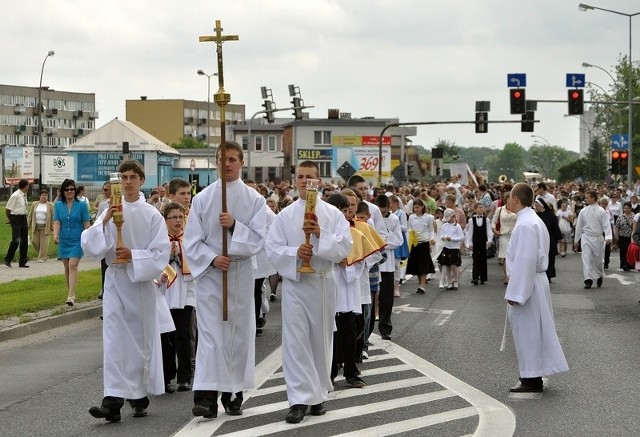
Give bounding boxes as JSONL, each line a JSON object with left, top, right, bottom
{"left": 604, "top": 241, "right": 611, "bottom": 268}
{"left": 161, "top": 306, "right": 194, "bottom": 384}
{"left": 5, "top": 215, "right": 28, "bottom": 265}
{"left": 194, "top": 390, "right": 242, "bottom": 408}
{"left": 471, "top": 249, "right": 488, "bottom": 282}
{"left": 354, "top": 311, "right": 365, "bottom": 362}
{"left": 331, "top": 312, "right": 357, "bottom": 379}
{"left": 254, "top": 277, "right": 264, "bottom": 323}
{"left": 619, "top": 236, "right": 632, "bottom": 269}
{"left": 102, "top": 395, "right": 148, "bottom": 410}
{"left": 100, "top": 258, "right": 108, "bottom": 293}
{"left": 378, "top": 271, "right": 395, "bottom": 336}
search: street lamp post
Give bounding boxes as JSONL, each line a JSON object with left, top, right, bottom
{"left": 37, "top": 50, "right": 54, "bottom": 187}
{"left": 582, "top": 62, "right": 617, "bottom": 85}
{"left": 579, "top": 3, "right": 640, "bottom": 182}
{"left": 530, "top": 134, "right": 550, "bottom": 146}
{"left": 197, "top": 69, "right": 216, "bottom": 186}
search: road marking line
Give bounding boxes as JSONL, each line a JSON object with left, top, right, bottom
{"left": 380, "top": 337, "right": 515, "bottom": 436}
{"left": 334, "top": 406, "right": 478, "bottom": 437}
{"left": 218, "top": 391, "right": 457, "bottom": 437}
{"left": 239, "top": 376, "right": 435, "bottom": 417}
{"left": 255, "top": 364, "right": 414, "bottom": 397}
{"left": 174, "top": 335, "right": 515, "bottom": 437}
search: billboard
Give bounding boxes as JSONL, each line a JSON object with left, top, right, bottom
{"left": 4, "top": 146, "right": 35, "bottom": 185}
{"left": 43, "top": 155, "right": 76, "bottom": 186}
{"left": 332, "top": 146, "right": 391, "bottom": 178}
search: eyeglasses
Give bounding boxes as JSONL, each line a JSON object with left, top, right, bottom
{"left": 64, "top": 188, "right": 76, "bottom": 192}
{"left": 166, "top": 216, "right": 185, "bottom": 221}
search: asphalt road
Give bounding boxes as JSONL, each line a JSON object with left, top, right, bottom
{"left": 2, "top": 251, "right": 640, "bottom": 436}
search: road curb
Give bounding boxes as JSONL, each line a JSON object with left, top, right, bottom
{"left": 0, "top": 303, "right": 102, "bottom": 343}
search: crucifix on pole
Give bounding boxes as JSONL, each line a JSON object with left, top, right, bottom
{"left": 199, "top": 20, "right": 238, "bottom": 321}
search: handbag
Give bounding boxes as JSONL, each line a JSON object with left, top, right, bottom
{"left": 495, "top": 207, "right": 502, "bottom": 232}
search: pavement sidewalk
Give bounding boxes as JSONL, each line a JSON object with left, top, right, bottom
{"left": 0, "top": 258, "right": 103, "bottom": 342}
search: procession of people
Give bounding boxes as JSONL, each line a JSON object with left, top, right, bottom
{"left": 11, "top": 150, "right": 640, "bottom": 425}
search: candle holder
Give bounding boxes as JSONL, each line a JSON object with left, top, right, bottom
{"left": 110, "top": 172, "right": 129, "bottom": 264}
{"left": 298, "top": 178, "right": 320, "bottom": 273}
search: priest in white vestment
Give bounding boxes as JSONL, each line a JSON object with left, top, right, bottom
{"left": 184, "top": 142, "right": 267, "bottom": 419}
{"left": 84, "top": 160, "right": 171, "bottom": 422}
{"left": 505, "top": 183, "right": 568, "bottom": 393}
{"left": 266, "top": 161, "right": 352, "bottom": 424}
{"left": 574, "top": 190, "right": 612, "bottom": 289}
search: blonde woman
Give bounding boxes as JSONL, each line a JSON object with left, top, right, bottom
{"left": 491, "top": 193, "right": 517, "bottom": 285}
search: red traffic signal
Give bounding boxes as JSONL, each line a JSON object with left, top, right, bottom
{"left": 611, "top": 150, "right": 621, "bottom": 174}
{"left": 568, "top": 89, "right": 584, "bottom": 115}
{"left": 510, "top": 88, "right": 526, "bottom": 114}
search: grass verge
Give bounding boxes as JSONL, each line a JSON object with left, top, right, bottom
{"left": 0, "top": 269, "right": 101, "bottom": 319}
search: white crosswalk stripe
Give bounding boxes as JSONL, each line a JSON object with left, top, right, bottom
{"left": 174, "top": 334, "right": 515, "bottom": 436}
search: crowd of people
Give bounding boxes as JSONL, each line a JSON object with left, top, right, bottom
{"left": 7, "top": 149, "right": 640, "bottom": 423}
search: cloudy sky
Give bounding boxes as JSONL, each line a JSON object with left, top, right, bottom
{"left": 3, "top": 0, "right": 639, "bottom": 153}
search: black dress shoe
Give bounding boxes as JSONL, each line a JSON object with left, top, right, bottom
{"left": 221, "top": 397, "right": 243, "bottom": 416}
{"left": 4, "top": 260, "right": 11, "bottom": 267}
{"left": 286, "top": 404, "right": 307, "bottom": 424}
{"left": 471, "top": 279, "right": 478, "bottom": 286}
{"left": 89, "top": 405, "right": 121, "bottom": 422}
{"left": 132, "top": 406, "right": 147, "bottom": 417}
{"left": 177, "top": 382, "right": 191, "bottom": 392}
{"left": 165, "top": 383, "right": 175, "bottom": 394}
{"left": 192, "top": 404, "right": 217, "bottom": 419}
{"left": 584, "top": 279, "right": 593, "bottom": 289}
{"left": 597, "top": 277, "right": 603, "bottom": 287}
{"left": 18, "top": 264, "right": 29, "bottom": 268}
{"left": 310, "top": 403, "right": 326, "bottom": 416}
{"left": 509, "top": 382, "right": 543, "bottom": 393}
{"left": 381, "top": 333, "right": 391, "bottom": 340}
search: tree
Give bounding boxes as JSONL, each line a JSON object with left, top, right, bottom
{"left": 432, "top": 139, "right": 461, "bottom": 159}
{"left": 171, "top": 136, "right": 206, "bottom": 149}
{"left": 557, "top": 158, "right": 589, "bottom": 183}
{"left": 589, "top": 54, "right": 640, "bottom": 180}
{"left": 528, "top": 145, "right": 576, "bottom": 181}
{"left": 487, "top": 142, "right": 526, "bottom": 182}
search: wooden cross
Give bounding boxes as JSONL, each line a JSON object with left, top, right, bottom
{"left": 199, "top": 20, "right": 238, "bottom": 322}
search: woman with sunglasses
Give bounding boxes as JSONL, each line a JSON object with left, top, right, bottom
{"left": 53, "top": 179, "right": 90, "bottom": 306}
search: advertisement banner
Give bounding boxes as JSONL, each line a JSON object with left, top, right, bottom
{"left": 76, "top": 152, "right": 145, "bottom": 182}
{"left": 44, "top": 155, "right": 75, "bottom": 185}
{"left": 297, "top": 148, "right": 333, "bottom": 160}
{"left": 332, "top": 136, "right": 392, "bottom": 147}
{"left": 4, "top": 146, "right": 35, "bottom": 185}
{"left": 332, "top": 146, "right": 391, "bottom": 178}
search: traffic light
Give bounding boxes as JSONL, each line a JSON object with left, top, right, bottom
{"left": 475, "top": 112, "right": 488, "bottom": 133}
{"left": 611, "top": 150, "right": 621, "bottom": 174}
{"left": 521, "top": 111, "right": 534, "bottom": 132}
{"left": 620, "top": 150, "right": 629, "bottom": 174}
{"left": 510, "top": 88, "right": 526, "bottom": 114}
{"left": 568, "top": 89, "right": 584, "bottom": 115}
{"left": 291, "top": 97, "right": 303, "bottom": 120}
{"left": 262, "top": 100, "right": 275, "bottom": 123}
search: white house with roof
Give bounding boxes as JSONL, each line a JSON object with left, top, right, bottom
{"left": 65, "top": 118, "right": 179, "bottom": 189}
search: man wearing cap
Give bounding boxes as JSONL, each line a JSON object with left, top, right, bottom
{"left": 505, "top": 183, "right": 568, "bottom": 392}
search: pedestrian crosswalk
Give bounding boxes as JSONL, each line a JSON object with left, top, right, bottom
{"left": 175, "top": 335, "right": 515, "bottom": 436}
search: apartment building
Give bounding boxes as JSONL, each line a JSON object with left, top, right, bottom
{"left": 0, "top": 84, "right": 97, "bottom": 148}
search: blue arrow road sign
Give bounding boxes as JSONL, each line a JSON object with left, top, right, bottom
{"left": 507, "top": 73, "right": 527, "bottom": 88}
{"left": 611, "top": 134, "right": 629, "bottom": 150}
{"left": 566, "top": 73, "right": 585, "bottom": 88}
